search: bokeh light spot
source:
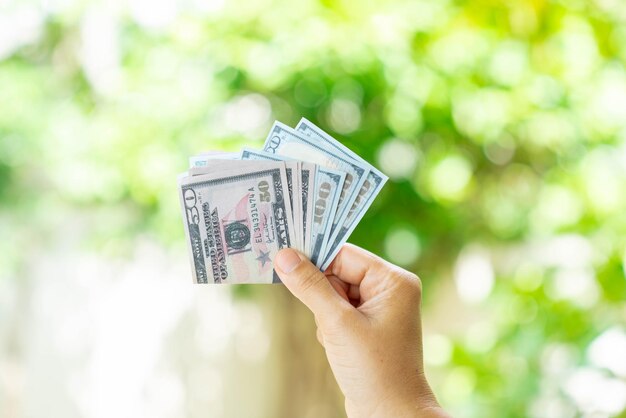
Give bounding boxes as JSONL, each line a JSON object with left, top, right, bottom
{"left": 222, "top": 94, "right": 272, "bottom": 137}
{"left": 464, "top": 322, "right": 496, "bottom": 354}
{"left": 384, "top": 228, "right": 421, "bottom": 266}
{"left": 454, "top": 247, "right": 494, "bottom": 305}
{"left": 424, "top": 334, "right": 452, "bottom": 366}
{"left": 385, "top": 94, "right": 423, "bottom": 137}
{"left": 546, "top": 267, "right": 599, "bottom": 308}
{"left": 530, "top": 185, "right": 583, "bottom": 232}
{"left": 428, "top": 155, "right": 473, "bottom": 202}
{"left": 327, "top": 98, "right": 361, "bottom": 134}
{"left": 377, "top": 138, "right": 419, "bottom": 179}
{"left": 488, "top": 40, "right": 528, "bottom": 86}
{"left": 513, "top": 263, "right": 544, "bottom": 292}
{"left": 442, "top": 366, "right": 477, "bottom": 403}
{"left": 588, "top": 327, "right": 626, "bottom": 378}
{"left": 565, "top": 368, "right": 626, "bottom": 415}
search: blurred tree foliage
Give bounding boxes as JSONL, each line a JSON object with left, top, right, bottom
{"left": 1, "top": 0, "right": 626, "bottom": 417}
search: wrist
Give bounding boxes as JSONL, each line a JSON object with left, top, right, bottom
{"left": 367, "top": 397, "right": 448, "bottom": 418}
{"left": 347, "top": 374, "right": 449, "bottom": 418}
{"left": 377, "top": 382, "right": 443, "bottom": 418}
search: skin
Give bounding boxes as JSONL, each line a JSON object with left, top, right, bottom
{"left": 274, "top": 244, "right": 451, "bottom": 418}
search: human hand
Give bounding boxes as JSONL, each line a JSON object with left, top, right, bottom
{"left": 274, "top": 244, "right": 450, "bottom": 418}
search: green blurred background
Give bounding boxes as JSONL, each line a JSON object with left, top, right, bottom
{"left": 1, "top": 0, "right": 626, "bottom": 417}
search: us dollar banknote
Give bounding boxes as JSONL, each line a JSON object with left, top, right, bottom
{"left": 262, "top": 122, "right": 369, "bottom": 253}
{"left": 180, "top": 118, "right": 387, "bottom": 284}
{"left": 178, "top": 164, "right": 295, "bottom": 284}
{"left": 240, "top": 148, "right": 303, "bottom": 251}
{"left": 295, "top": 118, "right": 389, "bottom": 269}
{"left": 308, "top": 167, "right": 345, "bottom": 266}
{"left": 300, "top": 162, "right": 316, "bottom": 257}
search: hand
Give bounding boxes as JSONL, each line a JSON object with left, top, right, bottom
{"left": 274, "top": 244, "right": 450, "bottom": 418}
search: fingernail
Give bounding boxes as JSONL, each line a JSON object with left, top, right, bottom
{"left": 275, "top": 248, "right": 301, "bottom": 273}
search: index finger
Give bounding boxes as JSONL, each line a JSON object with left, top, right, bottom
{"left": 324, "top": 244, "right": 390, "bottom": 285}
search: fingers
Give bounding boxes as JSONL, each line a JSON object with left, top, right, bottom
{"left": 327, "top": 244, "right": 423, "bottom": 307}
{"left": 327, "top": 275, "right": 350, "bottom": 302}
{"left": 326, "top": 244, "right": 390, "bottom": 285}
{"left": 275, "top": 248, "right": 352, "bottom": 324}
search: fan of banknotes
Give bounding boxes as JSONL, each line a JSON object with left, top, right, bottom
{"left": 178, "top": 118, "right": 388, "bottom": 284}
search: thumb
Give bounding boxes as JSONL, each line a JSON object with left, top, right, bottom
{"left": 274, "top": 248, "right": 348, "bottom": 321}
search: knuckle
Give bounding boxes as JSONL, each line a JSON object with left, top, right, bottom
{"left": 408, "top": 272, "right": 422, "bottom": 291}
{"left": 395, "top": 269, "right": 422, "bottom": 298}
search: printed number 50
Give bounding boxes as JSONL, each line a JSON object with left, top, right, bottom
{"left": 258, "top": 180, "right": 270, "bottom": 202}
{"left": 183, "top": 189, "right": 200, "bottom": 225}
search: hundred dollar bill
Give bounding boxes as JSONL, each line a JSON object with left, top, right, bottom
{"left": 308, "top": 167, "right": 345, "bottom": 267}
{"left": 300, "top": 162, "right": 316, "bottom": 257}
{"left": 262, "top": 122, "right": 369, "bottom": 249}
{"left": 178, "top": 164, "right": 295, "bottom": 284}
{"left": 295, "top": 118, "right": 389, "bottom": 269}
{"left": 295, "top": 162, "right": 303, "bottom": 250}
{"left": 240, "top": 148, "right": 303, "bottom": 252}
